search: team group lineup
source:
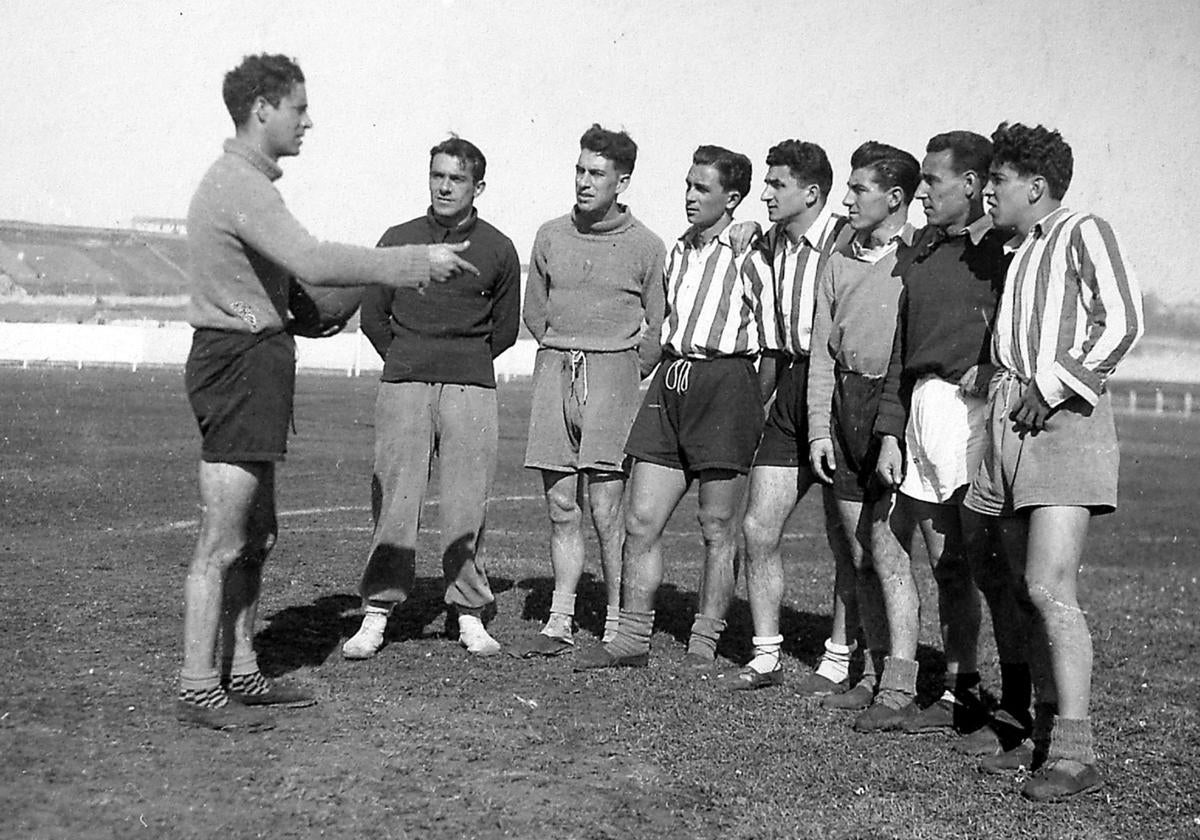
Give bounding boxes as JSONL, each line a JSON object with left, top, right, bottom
{"left": 177, "top": 54, "right": 1144, "bottom": 806}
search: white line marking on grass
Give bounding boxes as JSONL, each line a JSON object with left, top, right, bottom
{"left": 146, "top": 494, "right": 543, "bottom": 534}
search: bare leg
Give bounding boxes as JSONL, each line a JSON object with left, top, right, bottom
{"left": 585, "top": 470, "right": 626, "bottom": 610}
{"left": 694, "top": 469, "right": 748, "bottom": 622}
{"left": 542, "top": 470, "right": 585, "bottom": 598}
{"left": 870, "top": 492, "right": 920, "bottom": 661}
{"left": 183, "top": 461, "right": 271, "bottom": 684}
{"left": 620, "top": 461, "right": 689, "bottom": 612}
{"left": 822, "top": 487, "right": 858, "bottom": 648}
{"left": 833, "top": 497, "right": 889, "bottom": 658}
{"left": 219, "top": 465, "right": 277, "bottom": 676}
{"left": 742, "top": 466, "right": 802, "bottom": 639}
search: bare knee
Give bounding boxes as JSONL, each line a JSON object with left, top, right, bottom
{"left": 742, "top": 509, "right": 780, "bottom": 558}
{"left": 697, "top": 507, "right": 736, "bottom": 548}
{"left": 546, "top": 490, "right": 582, "bottom": 532}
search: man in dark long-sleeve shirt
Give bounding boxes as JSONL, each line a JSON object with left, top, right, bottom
{"left": 871, "top": 132, "right": 1028, "bottom": 743}
{"left": 342, "top": 137, "right": 520, "bottom": 660}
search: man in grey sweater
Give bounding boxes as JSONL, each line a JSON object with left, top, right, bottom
{"left": 178, "top": 53, "right": 475, "bottom": 731}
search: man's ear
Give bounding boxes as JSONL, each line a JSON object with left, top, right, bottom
{"left": 252, "top": 95, "right": 271, "bottom": 124}
{"left": 1028, "top": 175, "right": 1048, "bottom": 204}
{"left": 473, "top": 180, "right": 487, "bottom": 199}
{"left": 962, "top": 170, "right": 981, "bottom": 200}
{"left": 615, "top": 172, "right": 631, "bottom": 195}
{"left": 887, "top": 186, "right": 906, "bottom": 213}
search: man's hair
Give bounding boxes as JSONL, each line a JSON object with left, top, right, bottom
{"left": 990, "top": 122, "right": 1073, "bottom": 200}
{"left": 693, "top": 145, "right": 752, "bottom": 198}
{"left": 765, "top": 140, "right": 833, "bottom": 198}
{"left": 850, "top": 141, "right": 921, "bottom": 203}
{"left": 926, "top": 131, "right": 993, "bottom": 179}
{"left": 222, "top": 54, "right": 305, "bottom": 127}
{"left": 579, "top": 124, "right": 638, "bottom": 175}
{"left": 430, "top": 136, "right": 487, "bottom": 182}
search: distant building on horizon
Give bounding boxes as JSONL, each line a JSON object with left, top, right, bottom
{"left": 132, "top": 216, "right": 186, "bottom": 236}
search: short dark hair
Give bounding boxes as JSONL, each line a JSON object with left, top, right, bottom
{"left": 990, "top": 122, "right": 1073, "bottom": 200}
{"left": 765, "top": 140, "right": 833, "bottom": 198}
{"left": 850, "top": 141, "right": 921, "bottom": 203}
{"left": 926, "top": 131, "right": 993, "bottom": 179}
{"left": 430, "top": 136, "right": 487, "bottom": 182}
{"left": 579, "top": 124, "right": 638, "bottom": 175}
{"left": 222, "top": 54, "right": 305, "bottom": 127}
{"left": 692, "top": 145, "right": 752, "bottom": 199}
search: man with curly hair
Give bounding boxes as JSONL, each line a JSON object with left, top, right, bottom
{"left": 965, "top": 122, "right": 1143, "bottom": 801}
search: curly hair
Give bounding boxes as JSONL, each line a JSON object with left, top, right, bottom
{"left": 850, "top": 141, "right": 920, "bottom": 203}
{"left": 430, "top": 136, "right": 487, "bottom": 182}
{"left": 222, "top": 54, "right": 305, "bottom": 127}
{"left": 765, "top": 140, "right": 833, "bottom": 198}
{"left": 926, "top": 131, "right": 992, "bottom": 180}
{"left": 579, "top": 124, "right": 638, "bottom": 175}
{"left": 692, "top": 145, "right": 752, "bottom": 199}
{"left": 990, "top": 122, "right": 1073, "bottom": 200}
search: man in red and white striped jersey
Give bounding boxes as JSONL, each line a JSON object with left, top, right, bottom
{"left": 728, "top": 140, "right": 861, "bottom": 693}
{"left": 964, "top": 122, "right": 1143, "bottom": 802}
{"left": 576, "top": 144, "right": 775, "bottom": 669}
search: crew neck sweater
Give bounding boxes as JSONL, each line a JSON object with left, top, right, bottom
{"left": 186, "top": 138, "right": 428, "bottom": 333}
{"left": 359, "top": 209, "right": 521, "bottom": 388}
{"left": 522, "top": 205, "right": 667, "bottom": 375}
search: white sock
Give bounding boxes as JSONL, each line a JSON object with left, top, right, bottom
{"left": 541, "top": 591, "right": 576, "bottom": 639}
{"left": 459, "top": 614, "right": 501, "bottom": 656}
{"left": 342, "top": 604, "right": 390, "bottom": 657}
{"left": 815, "top": 638, "right": 856, "bottom": 683}
{"left": 746, "top": 634, "right": 784, "bottom": 674}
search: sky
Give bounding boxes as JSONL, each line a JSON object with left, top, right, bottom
{"left": 1, "top": 0, "right": 1197, "bottom": 302}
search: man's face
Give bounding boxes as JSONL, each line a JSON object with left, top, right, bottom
{"left": 984, "top": 162, "right": 1030, "bottom": 229}
{"left": 575, "top": 150, "right": 628, "bottom": 216}
{"left": 761, "top": 165, "right": 814, "bottom": 225}
{"left": 429, "top": 153, "right": 482, "bottom": 222}
{"left": 261, "top": 83, "right": 312, "bottom": 159}
{"left": 684, "top": 163, "right": 735, "bottom": 230}
{"left": 918, "top": 149, "right": 972, "bottom": 229}
{"left": 842, "top": 166, "right": 893, "bottom": 232}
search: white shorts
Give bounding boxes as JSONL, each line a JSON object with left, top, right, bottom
{"left": 899, "top": 375, "right": 988, "bottom": 504}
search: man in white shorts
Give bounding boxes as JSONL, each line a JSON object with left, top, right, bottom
{"left": 866, "top": 131, "right": 1027, "bottom": 735}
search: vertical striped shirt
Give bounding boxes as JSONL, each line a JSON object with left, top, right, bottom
{"left": 743, "top": 207, "right": 852, "bottom": 358}
{"left": 993, "top": 207, "right": 1143, "bottom": 407}
{"left": 661, "top": 223, "right": 776, "bottom": 358}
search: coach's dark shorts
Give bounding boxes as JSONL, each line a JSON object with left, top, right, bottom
{"left": 624, "top": 354, "right": 763, "bottom": 475}
{"left": 185, "top": 328, "right": 296, "bottom": 463}
{"left": 831, "top": 367, "right": 886, "bottom": 502}
{"left": 754, "top": 355, "right": 810, "bottom": 468}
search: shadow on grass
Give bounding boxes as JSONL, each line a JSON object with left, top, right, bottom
{"left": 256, "top": 575, "right": 513, "bottom": 674}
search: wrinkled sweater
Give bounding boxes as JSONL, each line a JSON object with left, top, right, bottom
{"left": 359, "top": 209, "right": 520, "bottom": 387}
{"left": 186, "top": 138, "right": 428, "bottom": 333}
{"left": 807, "top": 228, "right": 912, "bottom": 442}
{"left": 522, "top": 205, "right": 667, "bottom": 375}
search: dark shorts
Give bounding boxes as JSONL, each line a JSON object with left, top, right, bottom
{"left": 624, "top": 354, "right": 764, "bottom": 475}
{"left": 754, "top": 355, "right": 810, "bottom": 468}
{"left": 185, "top": 328, "right": 296, "bottom": 463}
{"left": 831, "top": 368, "right": 886, "bottom": 502}
{"left": 964, "top": 369, "right": 1119, "bottom": 516}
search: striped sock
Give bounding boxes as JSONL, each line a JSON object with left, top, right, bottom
{"left": 179, "top": 685, "right": 228, "bottom": 709}
{"left": 228, "top": 671, "right": 271, "bottom": 696}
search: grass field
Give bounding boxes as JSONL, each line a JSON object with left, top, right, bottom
{"left": 1, "top": 367, "right": 1197, "bottom": 839}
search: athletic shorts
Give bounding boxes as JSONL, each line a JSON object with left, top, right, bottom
{"left": 830, "top": 368, "right": 886, "bottom": 502}
{"left": 754, "top": 355, "right": 811, "bottom": 468}
{"left": 185, "top": 328, "right": 296, "bottom": 463}
{"left": 524, "top": 347, "right": 641, "bottom": 474}
{"left": 624, "top": 354, "right": 763, "bottom": 475}
{"left": 899, "top": 375, "right": 988, "bottom": 504}
{"left": 964, "top": 369, "right": 1119, "bottom": 516}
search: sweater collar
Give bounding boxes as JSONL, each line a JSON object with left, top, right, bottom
{"left": 572, "top": 203, "right": 632, "bottom": 235}
{"left": 425, "top": 207, "right": 478, "bottom": 238}
{"left": 223, "top": 138, "right": 283, "bottom": 182}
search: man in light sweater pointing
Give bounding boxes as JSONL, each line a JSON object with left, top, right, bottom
{"left": 178, "top": 53, "right": 476, "bottom": 731}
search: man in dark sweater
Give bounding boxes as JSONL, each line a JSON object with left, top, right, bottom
{"left": 868, "top": 131, "right": 1028, "bottom": 738}
{"left": 342, "top": 137, "right": 520, "bottom": 660}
